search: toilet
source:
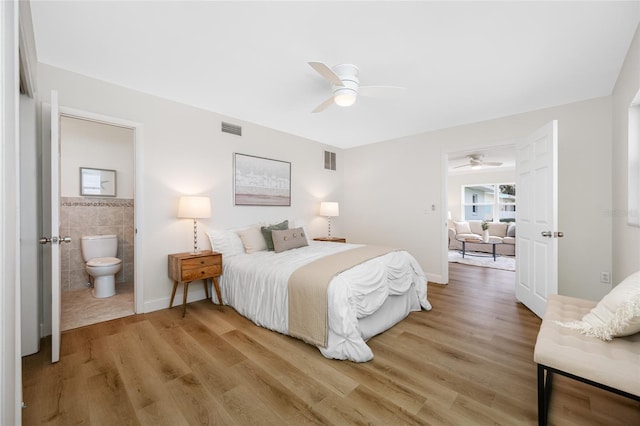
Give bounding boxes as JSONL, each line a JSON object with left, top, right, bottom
{"left": 81, "top": 235, "right": 122, "bottom": 298}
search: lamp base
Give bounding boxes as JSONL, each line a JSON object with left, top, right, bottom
{"left": 192, "top": 219, "right": 200, "bottom": 254}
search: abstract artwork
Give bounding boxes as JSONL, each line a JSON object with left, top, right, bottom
{"left": 234, "top": 153, "right": 291, "bottom": 206}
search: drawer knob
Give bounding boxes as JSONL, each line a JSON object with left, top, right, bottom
{"left": 200, "top": 260, "right": 205, "bottom": 264}
{"left": 201, "top": 271, "right": 205, "bottom": 274}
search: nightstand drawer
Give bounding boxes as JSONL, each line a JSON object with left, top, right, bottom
{"left": 181, "top": 256, "right": 221, "bottom": 270}
{"left": 181, "top": 265, "right": 222, "bottom": 281}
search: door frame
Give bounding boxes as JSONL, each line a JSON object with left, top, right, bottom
{"left": 57, "top": 106, "right": 144, "bottom": 314}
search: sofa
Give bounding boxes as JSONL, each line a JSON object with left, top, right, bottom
{"left": 448, "top": 220, "right": 516, "bottom": 256}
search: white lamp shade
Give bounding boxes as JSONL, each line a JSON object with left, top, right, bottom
{"left": 178, "top": 196, "right": 211, "bottom": 219}
{"left": 320, "top": 201, "right": 340, "bottom": 217}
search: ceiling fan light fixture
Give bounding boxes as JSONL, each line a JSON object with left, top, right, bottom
{"left": 334, "top": 93, "right": 356, "bottom": 107}
{"left": 471, "top": 164, "right": 482, "bottom": 170}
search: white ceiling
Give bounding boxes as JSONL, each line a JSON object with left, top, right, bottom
{"left": 30, "top": 1, "right": 640, "bottom": 149}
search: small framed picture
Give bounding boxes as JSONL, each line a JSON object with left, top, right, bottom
{"left": 80, "top": 167, "right": 116, "bottom": 197}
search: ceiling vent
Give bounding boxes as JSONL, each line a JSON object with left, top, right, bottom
{"left": 324, "top": 151, "right": 336, "bottom": 171}
{"left": 221, "top": 121, "right": 242, "bottom": 136}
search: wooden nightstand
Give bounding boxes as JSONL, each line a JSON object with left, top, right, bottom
{"left": 168, "top": 250, "right": 222, "bottom": 317}
{"left": 313, "top": 237, "right": 347, "bottom": 243}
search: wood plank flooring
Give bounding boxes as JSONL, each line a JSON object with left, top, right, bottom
{"left": 22, "top": 263, "right": 640, "bottom": 425}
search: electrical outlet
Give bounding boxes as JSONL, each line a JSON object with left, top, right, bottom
{"left": 600, "top": 272, "right": 610, "bottom": 284}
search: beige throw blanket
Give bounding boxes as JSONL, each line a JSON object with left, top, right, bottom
{"left": 288, "top": 245, "right": 398, "bottom": 347}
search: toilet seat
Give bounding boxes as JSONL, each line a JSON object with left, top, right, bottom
{"left": 87, "top": 257, "right": 122, "bottom": 267}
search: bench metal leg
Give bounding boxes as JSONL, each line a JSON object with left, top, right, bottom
{"left": 537, "top": 363, "right": 639, "bottom": 425}
{"left": 538, "top": 364, "right": 552, "bottom": 426}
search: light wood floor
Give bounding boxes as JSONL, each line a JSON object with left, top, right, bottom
{"left": 23, "top": 263, "right": 639, "bottom": 425}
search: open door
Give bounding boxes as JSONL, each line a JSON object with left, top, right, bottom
{"left": 515, "top": 121, "right": 560, "bottom": 318}
{"left": 39, "top": 90, "right": 70, "bottom": 363}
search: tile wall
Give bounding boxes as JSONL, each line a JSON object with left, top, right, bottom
{"left": 60, "top": 197, "right": 134, "bottom": 292}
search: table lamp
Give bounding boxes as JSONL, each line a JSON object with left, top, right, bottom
{"left": 178, "top": 196, "right": 211, "bottom": 254}
{"left": 320, "top": 201, "right": 340, "bottom": 238}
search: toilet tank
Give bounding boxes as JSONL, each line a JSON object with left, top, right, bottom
{"left": 81, "top": 235, "right": 118, "bottom": 261}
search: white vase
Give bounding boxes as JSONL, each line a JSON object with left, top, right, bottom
{"left": 482, "top": 229, "right": 490, "bottom": 242}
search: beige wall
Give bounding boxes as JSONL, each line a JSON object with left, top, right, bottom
{"left": 60, "top": 116, "right": 135, "bottom": 198}
{"left": 343, "top": 96, "right": 613, "bottom": 301}
{"left": 612, "top": 25, "right": 640, "bottom": 284}
{"left": 38, "top": 63, "right": 344, "bottom": 315}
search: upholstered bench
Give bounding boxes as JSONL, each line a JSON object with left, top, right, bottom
{"left": 534, "top": 294, "right": 640, "bottom": 426}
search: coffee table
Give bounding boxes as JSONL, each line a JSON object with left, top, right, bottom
{"left": 460, "top": 239, "right": 503, "bottom": 261}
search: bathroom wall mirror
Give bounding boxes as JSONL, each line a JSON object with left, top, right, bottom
{"left": 80, "top": 167, "right": 116, "bottom": 197}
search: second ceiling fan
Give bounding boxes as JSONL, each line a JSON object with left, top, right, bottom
{"left": 454, "top": 154, "right": 503, "bottom": 170}
{"left": 308, "top": 62, "right": 406, "bottom": 113}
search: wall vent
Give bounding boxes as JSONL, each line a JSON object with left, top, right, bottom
{"left": 221, "top": 121, "right": 242, "bottom": 136}
{"left": 324, "top": 150, "right": 336, "bottom": 171}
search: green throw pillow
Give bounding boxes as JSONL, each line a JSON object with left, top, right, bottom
{"left": 261, "top": 220, "right": 289, "bottom": 251}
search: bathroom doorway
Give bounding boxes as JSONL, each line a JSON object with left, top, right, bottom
{"left": 58, "top": 115, "right": 136, "bottom": 330}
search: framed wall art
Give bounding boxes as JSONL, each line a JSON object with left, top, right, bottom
{"left": 80, "top": 167, "right": 117, "bottom": 197}
{"left": 234, "top": 153, "right": 291, "bottom": 206}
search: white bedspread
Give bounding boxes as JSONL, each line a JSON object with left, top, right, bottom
{"left": 218, "top": 241, "right": 432, "bottom": 362}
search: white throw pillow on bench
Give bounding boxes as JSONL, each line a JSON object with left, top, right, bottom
{"left": 556, "top": 270, "right": 640, "bottom": 340}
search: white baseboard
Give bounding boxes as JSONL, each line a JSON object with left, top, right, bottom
{"left": 143, "top": 285, "right": 210, "bottom": 313}
{"left": 426, "top": 272, "right": 446, "bottom": 284}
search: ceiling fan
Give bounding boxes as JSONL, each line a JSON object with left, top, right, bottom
{"left": 454, "top": 154, "right": 503, "bottom": 170}
{"left": 308, "top": 62, "right": 406, "bottom": 113}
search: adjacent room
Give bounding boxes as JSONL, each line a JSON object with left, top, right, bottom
{"left": 447, "top": 146, "right": 517, "bottom": 272}
{"left": 2, "top": 1, "right": 639, "bottom": 425}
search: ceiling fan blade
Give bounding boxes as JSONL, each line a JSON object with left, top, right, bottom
{"left": 358, "top": 85, "right": 406, "bottom": 99}
{"left": 482, "top": 162, "right": 503, "bottom": 166}
{"left": 308, "top": 62, "right": 344, "bottom": 87}
{"left": 453, "top": 164, "right": 471, "bottom": 169}
{"left": 312, "top": 96, "right": 335, "bottom": 113}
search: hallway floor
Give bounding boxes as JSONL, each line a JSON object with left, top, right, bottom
{"left": 61, "top": 281, "right": 134, "bottom": 331}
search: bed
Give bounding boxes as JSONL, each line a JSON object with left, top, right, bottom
{"left": 208, "top": 228, "right": 431, "bottom": 362}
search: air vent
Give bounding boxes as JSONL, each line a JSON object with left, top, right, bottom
{"left": 221, "top": 122, "right": 242, "bottom": 136}
{"left": 324, "top": 151, "right": 336, "bottom": 171}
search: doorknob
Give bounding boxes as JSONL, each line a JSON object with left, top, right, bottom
{"left": 541, "top": 231, "right": 564, "bottom": 238}
{"left": 39, "top": 236, "right": 72, "bottom": 245}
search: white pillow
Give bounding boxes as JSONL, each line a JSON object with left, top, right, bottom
{"left": 237, "top": 226, "right": 267, "bottom": 254}
{"left": 453, "top": 221, "right": 471, "bottom": 234}
{"left": 206, "top": 229, "right": 245, "bottom": 257}
{"left": 488, "top": 222, "right": 508, "bottom": 238}
{"left": 468, "top": 221, "right": 483, "bottom": 235}
{"left": 557, "top": 270, "right": 640, "bottom": 340}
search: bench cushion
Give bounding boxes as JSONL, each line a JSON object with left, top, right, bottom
{"left": 534, "top": 294, "right": 640, "bottom": 397}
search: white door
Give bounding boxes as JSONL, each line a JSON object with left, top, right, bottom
{"left": 515, "top": 121, "right": 560, "bottom": 318}
{"left": 39, "top": 90, "right": 68, "bottom": 363}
